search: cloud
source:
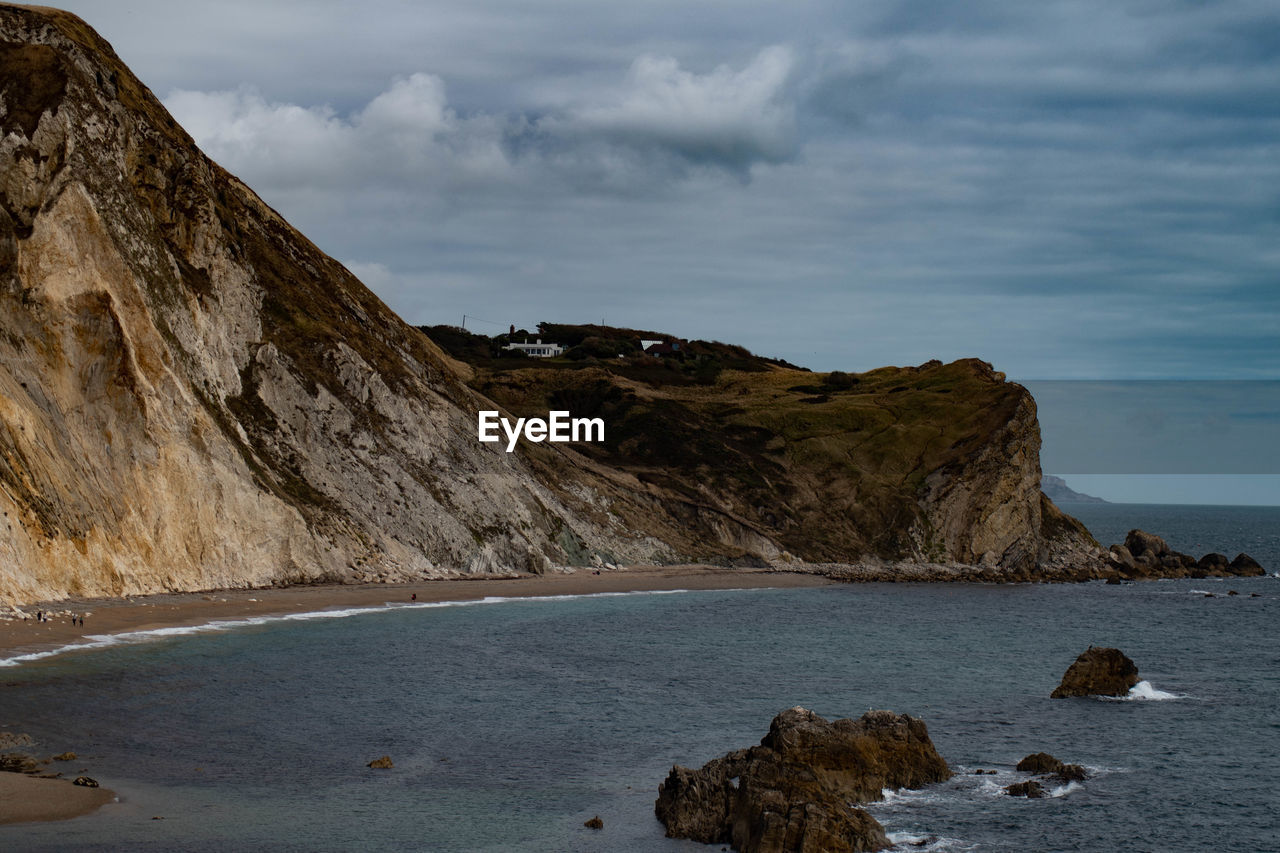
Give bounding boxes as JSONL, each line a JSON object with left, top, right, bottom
{"left": 165, "top": 73, "right": 514, "bottom": 191}
{"left": 164, "top": 46, "right": 801, "bottom": 197}
{"left": 568, "top": 45, "right": 797, "bottom": 170}
{"left": 129, "top": 0, "right": 1280, "bottom": 384}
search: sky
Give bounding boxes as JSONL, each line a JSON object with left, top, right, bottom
{"left": 54, "top": 1, "right": 1280, "bottom": 502}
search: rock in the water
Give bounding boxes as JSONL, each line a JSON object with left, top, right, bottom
{"left": 0, "top": 752, "right": 42, "bottom": 774}
{"left": 73, "top": 775, "right": 99, "bottom": 787}
{"left": 584, "top": 816, "right": 603, "bottom": 830}
{"left": 52, "top": 751, "right": 77, "bottom": 761}
{"left": 367, "top": 756, "right": 394, "bottom": 769}
{"left": 1050, "top": 647, "right": 1139, "bottom": 698}
{"left": 1015, "top": 753, "right": 1063, "bottom": 774}
{"left": 1056, "top": 764, "right": 1087, "bottom": 783}
{"left": 0, "top": 733, "right": 35, "bottom": 751}
{"left": 1124, "top": 530, "right": 1169, "bottom": 559}
{"left": 1004, "top": 780, "right": 1045, "bottom": 798}
{"left": 1230, "top": 553, "right": 1264, "bottom": 575}
{"left": 1197, "top": 553, "right": 1230, "bottom": 571}
{"left": 655, "top": 707, "right": 952, "bottom": 852}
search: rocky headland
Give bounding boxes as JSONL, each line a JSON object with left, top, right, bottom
{"left": 0, "top": 5, "right": 1264, "bottom": 606}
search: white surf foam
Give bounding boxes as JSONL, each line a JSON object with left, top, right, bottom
{"left": 1101, "top": 680, "right": 1184, "bottom": 701}
{"left": 1046, "top": 781, "right": 1083, "bottom": 798}
{"left": 0, "top": 587, "right": 714, "bottom": 668}
{"left": 887, "top": 831, "right": 976, "bottom": 851}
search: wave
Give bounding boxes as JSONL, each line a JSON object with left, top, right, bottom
{"left": 1046, "top": 781, "right": 1083, "bottom": 798}
{"left": 1098, "top": 680, "right": 1185, "bottom": 701}
{"left": 887, "top": 831, "right": 976, "bottom": 851}
{"left": 0, "top": 588, "right": 709, "bottom": 669}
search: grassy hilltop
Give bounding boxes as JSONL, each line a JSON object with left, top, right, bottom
{"left": 424, "top": 324, "right": 1077, "bottom": 567}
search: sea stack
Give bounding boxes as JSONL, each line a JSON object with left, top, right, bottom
{"left": 655, "top": 707, "right": 952, "bottom": 852}
{"left": 1051, "top": 647, "right": 1139, "bottom": 698}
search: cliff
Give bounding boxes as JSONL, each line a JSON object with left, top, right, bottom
{"left": 452, "top": 329, "right": 1103, "bottom": 576}
{"left": 0, "top": 5, "right": 1100, "bottom": 605}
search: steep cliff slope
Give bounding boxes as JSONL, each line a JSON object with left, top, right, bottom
{"left": 440, "top": 326, "right": 1102, "bottom": 574}
{"left": 0, "top": 6, "right": 1100, "bottom": 605}
{"left": 0, "top": 4, "right": 683, "bottom": 604}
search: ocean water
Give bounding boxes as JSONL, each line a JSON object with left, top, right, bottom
{"left": 1, "top": 504, "right": 1277, "bottom": 852}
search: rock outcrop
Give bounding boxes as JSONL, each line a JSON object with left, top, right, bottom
{"left": 1015, "top": 752, "right": 1086, "bottom": 783}
{"left": 1105, "top": 531, "right": 1265, "bottom": 580}
{"left": 1004, "top": 780, "right": 1044, "bottom": 798}
{"left": 1051, "top": 647, "right": 1139, "bottom": 698}
{"left": 655, "top": 707, "right": 952, "bottom": 853}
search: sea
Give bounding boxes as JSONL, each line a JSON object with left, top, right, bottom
{"left": 1, "top": 503, "right": 1277, "bottom": 852}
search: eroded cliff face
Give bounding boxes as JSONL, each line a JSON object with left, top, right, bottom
{"left": 474, "top": 356, "right": 1103, "bottom": 575}
{"left": 0, "top": 5, "right": 1099, "bottom": 605}
{"left": 0, "top": 4, "right": 680, "bottom": 604}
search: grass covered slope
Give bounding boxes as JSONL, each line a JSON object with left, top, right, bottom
{"left": 436, "top": 325, "right": 1101, "bottom": 573}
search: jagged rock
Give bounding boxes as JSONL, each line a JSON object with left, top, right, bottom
{"left": 51, "top": 751, "right": 76, "bottom": 761}
{"left": 1015, "top": 753, "right": 1063, "bottom": 774}
{"left": 655, "top": 707, "right": 951, "bottom": 852}
{"left": 583, "top": 816, "right": 603, "bottom": 830}
{"left": 1051, "top": 647, "right": 1139, "bottom": 698}
{"left": 72, "top": 775, "right": 99, "bottom": 787}
{"left": 0, "top": 752, "right": 42, "bottom": 774}
{"left": 1230, "top": 553, "right": 1264, "bottom": 575}
{"left": 1056, "top": 764, "right": 1087, "bottom": 783}
{"left": 367, "top": 756, "right": 393, "bottom": 769}
{"left": 1004, "top": 781, "right": 1045, "bottom": 798}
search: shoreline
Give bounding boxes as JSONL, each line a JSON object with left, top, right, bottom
{"left": 0, "top": 566, "right": 833, "bottom": 665}
{"left": 0, "top": 565, "right": 827, "bottom": 825}
{"left": 0, "top": 774, "right": 116, "bottom": 826}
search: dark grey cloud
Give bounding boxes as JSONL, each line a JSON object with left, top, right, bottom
{"left": 47, "top": 0, "right": 1280, "bottom": 387}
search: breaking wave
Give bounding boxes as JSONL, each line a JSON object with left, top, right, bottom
{"left": 0, "top": 588, "right": 704, "bottom": 668}
{"left": 1114, "top": 680, "right": 1184, "bottom": 701}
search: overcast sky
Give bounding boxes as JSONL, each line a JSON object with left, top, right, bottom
{"left": 56, "top": 1, "right": 1280, "bottom": 501}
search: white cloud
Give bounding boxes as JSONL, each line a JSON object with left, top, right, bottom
{"left": 163, "top": 46, "right": 801, "bottom": 197}
{"left": 165, "top": 73, "right": 514, "bottom": 191}
{"left": 570, "top": 45, "right": 797, "bottom": 167}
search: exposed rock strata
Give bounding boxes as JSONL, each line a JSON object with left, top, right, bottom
{"left": 1051, "top": 647, "right": 1139, "bottom": 698}
{"left": 0, "top": 4, "right": 678, "bottom": 604}
{"left": 655, "top": 707, "right": 952, "bottom": 853}
{"left": 0, "top": 5, "right": 1147, "bottom": 604}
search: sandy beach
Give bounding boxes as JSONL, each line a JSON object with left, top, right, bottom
{"left": 0, "top": 774, "right": 116, "bottom": 825}
{"left": 0, "top": 566, "right": 831, "bottom": 663}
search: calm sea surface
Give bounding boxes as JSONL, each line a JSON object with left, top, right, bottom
{"left": 2, "top": 503, "right": 1277, "bottom": 852}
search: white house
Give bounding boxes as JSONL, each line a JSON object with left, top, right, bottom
{"left": 503, "top": 338, "right": 565, "bottom": 357}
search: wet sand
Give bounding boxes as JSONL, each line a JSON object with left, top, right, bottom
{"left": 0, "top": 565, "right": 831, "bottom": 663}
{"left": 0, "top": 773, "right": 115, "bottom": 825}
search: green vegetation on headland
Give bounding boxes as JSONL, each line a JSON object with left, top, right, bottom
{"left": 423, "top": 322, "right": 1062, "bottom": 568}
